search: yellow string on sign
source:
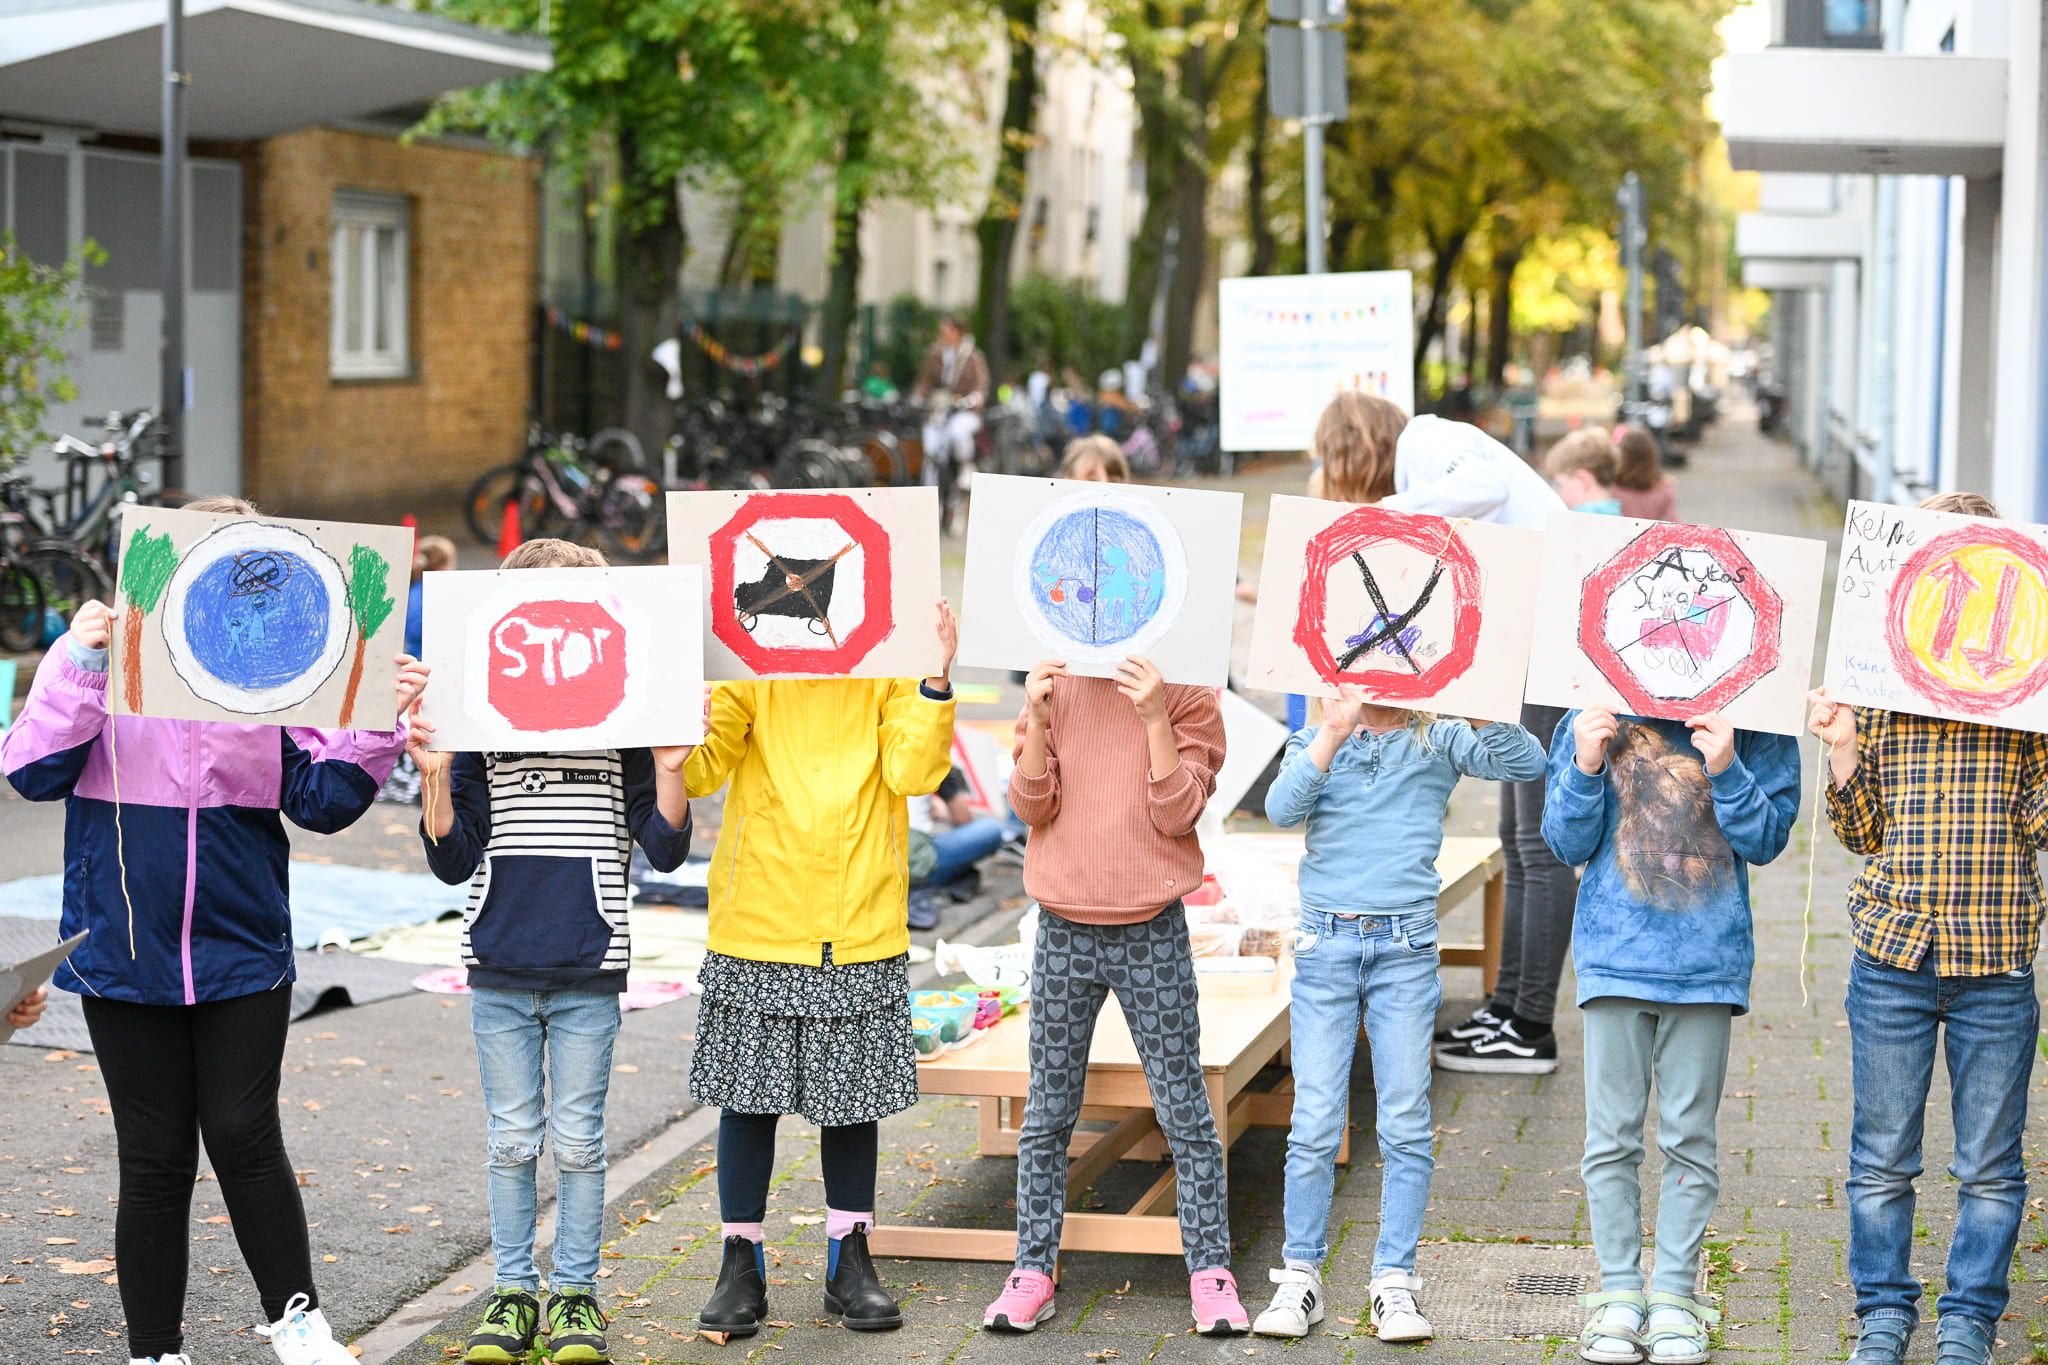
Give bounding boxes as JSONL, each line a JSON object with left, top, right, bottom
{"left": 420, "top": 756, "right": 442, "bottom": 848}
{"left": 1798, "top": 736, "right": 1835, "bottom": 1008}
{"left": 106, "top": 682, "right": 138, "bottom": 960}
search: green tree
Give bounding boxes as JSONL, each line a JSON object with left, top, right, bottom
{"left": 339, "top": 545, "right": 396, "bottom": 728}
{"left": 116, "top": 527, "right": 177, "bottom": 715}
{"left": 0, "top": 233, "right": 99, "bottom": 470}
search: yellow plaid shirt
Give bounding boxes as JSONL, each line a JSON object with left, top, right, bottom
{"left": 1825, "top": 707, "right": 2048, "bottom": 976}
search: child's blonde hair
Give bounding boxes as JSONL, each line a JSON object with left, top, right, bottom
{"left": 1315, "top": 696, "right": 1439, "bottom": 747}
{"left": 1309, "top": 390, "right": 1409, "bottom": 504}
{"left": 1059, "top": 434, "right": 1130, "bottom": 483}
{"left": 1919, "top": 491, "right": 2000, "bottom": 518}
{"left": 1542, "top": 428, "right": 1619, "bottom": 487}
{"left": 183, "top": 495, "right": 258, "bottom": 516}
{"left": 500, "top": 538, "right": 607, "bottom": 570}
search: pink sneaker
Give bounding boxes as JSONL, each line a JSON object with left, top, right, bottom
{"left": 982, "top": 1269, "right": 1056, "bottom": 1332}
{"left": 1191, "top": 1267, "right": 1250, "bottom": 1336}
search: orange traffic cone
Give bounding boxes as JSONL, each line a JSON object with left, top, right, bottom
{"left": 400, "top": 513, "right": 417, "bottom": 529}
{"left": 496, "top": 498, "right": 523, "bottom": 558}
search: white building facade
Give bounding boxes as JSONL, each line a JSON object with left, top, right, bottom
{"left": 1725, "top": 0, "right": 2048, "bottom": 516}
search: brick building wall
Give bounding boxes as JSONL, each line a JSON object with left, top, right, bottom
{"left": 242, "top": 127, "right": 537, "bottom": 518}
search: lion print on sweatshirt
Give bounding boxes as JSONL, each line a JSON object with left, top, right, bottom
{"left": 1602, "top": 722, "right": 1734, "bottom": 906}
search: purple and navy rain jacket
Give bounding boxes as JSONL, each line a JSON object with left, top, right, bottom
{"left": 1, "top": 636, "right": 404, "bottom": 1006}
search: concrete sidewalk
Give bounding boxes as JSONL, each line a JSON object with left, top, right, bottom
{"left": 391, "top": 418, "right": 2048, "bottom": 1363}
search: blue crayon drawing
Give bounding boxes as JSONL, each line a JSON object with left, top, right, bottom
{"left": 182, "top": 549, "right": 332, "bottom": 690}
{"left": 1028, "top": 507, "right": 1167, "bottom": 647}
{"left": 1344, "top": 611, "right": 1423, "bottom": 663}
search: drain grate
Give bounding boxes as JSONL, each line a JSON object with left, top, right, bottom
{"left": 1409, "top": 1243, "right": 1709, "bottom": 1339}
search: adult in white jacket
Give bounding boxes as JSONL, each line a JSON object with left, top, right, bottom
{"left": 1303, "top": 396, "right": 1573, "bottom": 1077}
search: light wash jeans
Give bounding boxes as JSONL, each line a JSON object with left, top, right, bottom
{"left": 1581, "top": 998, "right": 1732, "bottom": 1295}
{"left": 1847, "top": 951, "right": 2036, "bottom": 1329}
{"left": 1282, "top": 907, "right": 1441, "bottom": 1276}
{"left": 470, "top": 987, "right": 622, "bottom": 1290}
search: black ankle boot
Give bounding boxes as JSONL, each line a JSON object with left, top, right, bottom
{"left": 699, "top": 1236, "right": 767, "bottom": 1337}
{"left": 822, "top": 1224, "right": 901, "bottom": 1331}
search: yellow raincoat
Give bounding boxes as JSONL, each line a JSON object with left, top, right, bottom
{"left": 685, "top": 678, "right": 956, "bottom": 966}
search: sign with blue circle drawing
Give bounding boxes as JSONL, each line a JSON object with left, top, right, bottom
{"left": 957, "top": 474, "right": 1242, "bottom": 685}
{"left": 111, "top": 505, "right": 415, "bottom": 730}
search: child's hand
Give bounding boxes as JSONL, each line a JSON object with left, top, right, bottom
{"left": 1573, "top": 706, "right": 1618, "bottom": 774}
{"left": 71, "top": 600, "right": 112, "bottom": 651}
{"left": 1806, "top": 688, "right": 1855, "bottom": 749}
{"left": 1025, "top": 660, "right": 1066, "bottom": 727}
{"left": 651, "top": 743, "right": 695, "bottom": 772}
{"left": 405, "top": 702, "right": 450, "bottom": 780}
{"left": 1321, "top": 685, "right": 1368, "bottom": 735}
{"left": 394, "top": 655, "right": 431, "bottom": 717}
{"left": 7, "top": 987, "right": 48, "bottom": 1031}
{"left": 929, "top": 598, "right": 958, "bottom": 686}
{"left": 1113, "top": 655, "right": 1168, "bottom": 723}
{"left": 1686, "top": 712, "right": 1735, "bottom": 776}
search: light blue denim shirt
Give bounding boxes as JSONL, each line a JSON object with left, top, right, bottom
{"left": 1265, "top": 719, "right": 1545, "bottom": 914}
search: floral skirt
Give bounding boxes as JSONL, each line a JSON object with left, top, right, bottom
{"left": 688, "top": 947, "right": 917, "bottom": 1127}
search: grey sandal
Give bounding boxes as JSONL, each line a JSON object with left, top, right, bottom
{"left": 1579, "top": 1290, "right": 1648, "bottom": 1364}
{"left": 1643, "top": 1292, "right": 1721, "bottom": 1365}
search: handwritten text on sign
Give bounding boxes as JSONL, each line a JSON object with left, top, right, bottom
{"left": 1825, "top": 500, "right": 2048, "bottom": 730}
{"left": 488, "top": 600, "right": 629, "bottom": 730}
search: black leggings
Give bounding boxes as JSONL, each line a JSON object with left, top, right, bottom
{"left": 717, "top": 1111, "right": 877, "bottom": 1221}
{"left": 82, "top": 984, "right": 315, "bottom": 1358}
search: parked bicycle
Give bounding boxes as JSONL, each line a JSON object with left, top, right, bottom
{"left": 465, "top": 424, "right": 665, "bottom": 560}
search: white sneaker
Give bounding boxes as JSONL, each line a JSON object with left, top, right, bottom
{"left": 1370, "top": 1271, "right": 1434, "bottom": 1343}
{"left": 1253, "top": 1265, "right": 1326, "bottom": 1338}
{"left": 131, "top": 1356, "right": 195, "bottom": 1365}
{"left": 255, "top": 1294, "right": 354, "bottom": 1365}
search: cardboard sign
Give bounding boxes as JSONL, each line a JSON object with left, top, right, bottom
{"left": 667, "top": 487, "right": 945, "bottom": 680}
{"left": 955, "top": 473, "right": 1244, "bottom": 686}
{"left": 1524, "top": 512, "right": 1827, "bottom": 736}
{"left": 417, "top": 566, "right": 704, "bottom": 751}
{"left": 1218, "top": 270, "right": 1416, "bottom": 452}
{"left": 1825, "top": 499, "right": 2048, "bottom": 729}
{"left": 110, "top": 505, "right": 412, "bottom": 730}
{"left": 1245, "top": 495, "right": 1540, "bottom": 721}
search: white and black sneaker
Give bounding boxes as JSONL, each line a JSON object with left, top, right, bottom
{"left": 1252, "top": 1265, "right": 1326, "bottom": 1338}
{"left": 1369, "top": 1271, "right": 1433, "bottom": 1342}
{"left": 1432, "top": 1005, "right": 1506, "bottom": 1047}
{"left": 1435, "top": 1019, "right": 1559, "bottom": 1075}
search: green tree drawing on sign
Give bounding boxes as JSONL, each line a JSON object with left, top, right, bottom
{"left": 338, "top": 545, "right": 396, "bottom": 727}
{"left": 118, "top": 528, "right": 178, "bottom": 714}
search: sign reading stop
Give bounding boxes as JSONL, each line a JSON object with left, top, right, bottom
{"left": 487, "top": 598, "right": 631, "bottom": 731}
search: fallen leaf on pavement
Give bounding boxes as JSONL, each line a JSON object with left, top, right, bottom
{"left": 55, "top": 1260, "right": 115, "bottom": 1275}
{"left": 697, "top": 1329, "right": 730, "bottom": 1345}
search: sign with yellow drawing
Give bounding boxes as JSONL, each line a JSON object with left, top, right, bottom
{"left": 1824, "top": 500, "right": 2048, "bottom": 729}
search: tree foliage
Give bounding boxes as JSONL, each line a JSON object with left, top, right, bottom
{"left": 0, "top": 233, "right": 99, "bottom": 470}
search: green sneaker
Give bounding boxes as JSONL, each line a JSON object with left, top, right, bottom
{"left": 546, "top": 1288, "right": 611, "bottom": 1364}
{"left": 464, "top": 1287, "right": 540, "bottom": 1364}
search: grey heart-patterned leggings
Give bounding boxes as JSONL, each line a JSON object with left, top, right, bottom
{"left": 1013, "top": 903, "right": 1232, "bottom": 1274}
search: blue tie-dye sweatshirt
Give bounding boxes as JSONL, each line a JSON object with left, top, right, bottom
{"left": 1541, "top": 712, "right": 1801, "bottom": 1014}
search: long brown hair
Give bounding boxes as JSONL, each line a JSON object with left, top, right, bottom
{"left": 1310, "top": 391, "right": 1408, "bottom": 504}
{"left": 1613, "top": 427, "right": 1663, "bottom": 492}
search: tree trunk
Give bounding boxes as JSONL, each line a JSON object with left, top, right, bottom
{"left": 974, "top": 0, "right": 1041, "bottom": 388}
{"left": 1248, "top": 65, "right": 1276, "bottom": 277}
{"left": 339, "top": 633, "right": 367, "bottom": 728}
{"left": 615, "top": 130, "right": 684, "bottom": 463}
{"left": 816, "top": 122, "right": 870, "bottom": 403}
{"left": 122, "top": 605, "right": 144, "bottom": 714}
{"left": 1487, "top": 242, "right": 1521, "bottom": 388}
{"left": 1462, "top": 287, "right": 1482, "bottom": 386}
{"left": 1413, "top": 224, "right": 1473, "bottom": 400}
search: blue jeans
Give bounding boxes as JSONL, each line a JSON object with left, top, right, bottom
{"left": 1847, "top": 952, "right": 2037, "bottom": 1327}
{"left": 470, "top": 987, "right": 622, "bottom": 1290}
{"left": 1282, "top": 908, "right": 1441, "bottom": 1276}
{"left": 924, "top": 818, "right": 1005, "bottom": 887}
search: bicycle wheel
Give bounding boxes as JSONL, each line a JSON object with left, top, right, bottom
{"left": 465, "top": 464, "right": 548, "bottom": 547}
{"left": 0, "top": 557, "right": 47, "bottom": 652}
{"left": 586, "top": 427, "right": 647, "bottom": 474}
{"left": 596, "top": 474, "right": 664, "bottom": 561}
{"left": 21, "top": 541, "right": 113, "bottom": 618}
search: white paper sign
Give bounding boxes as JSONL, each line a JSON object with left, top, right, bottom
{"left": 418, "top": 566, "right": 704, "bottom": 751}
{"left": 1825, "top": 499, "right": 2048, "bottom": 730}
{"left": 1218, "top": 270, "right": 1416, "bottom": 452}
{"left": 667, "top": 487, "right": 945, "bottom": 680}
{"left": 955, "top": 473, "right": 1244, "bottom": 686}
{"left": 1524, "top": 512, "right": 1827, "bottom": 736}
{"left": 1245, "top": 495, "right": 1541, "bottom": 722}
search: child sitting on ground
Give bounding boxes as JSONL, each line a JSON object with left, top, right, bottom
{"left": 1546, "top": 706, "right": 1797, "bottom": 1365}
{"left": 413, "top": 538, "right": 694, "bottom": 1365}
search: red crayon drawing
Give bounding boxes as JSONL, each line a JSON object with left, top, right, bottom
{"left": 487, "top": 599, "right": 630, "bottom": 730}
{"left": 708, "top": 492, "right": 894, "bottom": 675}
{"left": 1883, "top": 524, "right": 2048, "bottom": 717}
{"left": 1293, "top": 505, "right": 1483, "bottom": 701}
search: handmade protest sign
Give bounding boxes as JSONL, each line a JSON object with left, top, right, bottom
{"left": 1524, "top": 512, "right": 1826, "bottom": 736}
{"left": 1217, "top": 270, "right": 1415, "bottom": 452}
{"left": 110, "top": 504, "right": 411, "bottom": 729}
{"left": 955, "top": 473, "right": 1243, "bottom": 686}
{"left": 668, "top": 487, "right": 944, "bottom": 680}
{"left": 417, "top": 566, "right": 704, "bottom": 751}
{"left": 1824, "top": 499, "right": 2048, "bottom": 729}
{"left": 1246, "top": 495, "right": 1540, "bottom": 721}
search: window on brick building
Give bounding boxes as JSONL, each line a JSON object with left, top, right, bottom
{"left": 330, "top": 191, "right": 410, "bottom": 379}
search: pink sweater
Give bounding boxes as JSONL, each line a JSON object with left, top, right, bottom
{"left": 1009, "top": 676, "right": 1225, "bottom": 924}
{"left": 1617, "top": 479, "right": 1680, "bottom": 522}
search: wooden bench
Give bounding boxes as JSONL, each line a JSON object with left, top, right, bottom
{"left": 867, "top": 833, "right": 1506, "bottom": 1264}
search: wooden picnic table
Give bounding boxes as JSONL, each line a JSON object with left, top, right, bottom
{"left": 869, "top": 834, "right": 1505, "bottom": 1264}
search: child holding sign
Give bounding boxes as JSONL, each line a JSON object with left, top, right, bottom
{"left": 1253, "top": 690, "right": 1544, "bottom": 1342}
{"left": 1807, "top": 492, "right": 2043, "bottom": 1365}
{"left": 0, "top": 498, "right": 429, "bottom": 1365}
{"left": 683, "top": 603, "right": 958, "bottom": 1337}
{"left": 980, "top": 656, "right": 1242, "bottom": 1336}
{"left": 412, "top": 539, "right": 695, "bottom": 1365}
{"left": 1546, "top": 707, "right": 1798, "bottom": 1364}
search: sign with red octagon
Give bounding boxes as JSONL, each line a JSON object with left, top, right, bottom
{"left": 707, "top": 491, "right": 895, "bottom": 676}
{"left": 1292, "top": 504, "right": 1485, "bottom": 702}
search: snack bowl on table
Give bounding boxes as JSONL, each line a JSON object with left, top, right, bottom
{"left": 964, "top": 982, "right": 1025, "bottom": 1017}
{"left": 907, "top": 990, "right": 978, "bottom": 1049}
{"left": 910, "top": 1016, "right": 947, "bottom": 1059}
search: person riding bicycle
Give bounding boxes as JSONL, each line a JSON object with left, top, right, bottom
{"left": 912, "top": 317, "right": 991, "bottom": 495}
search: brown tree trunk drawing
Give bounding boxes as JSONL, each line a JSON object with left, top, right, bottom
{"left": 338, "top": 634, "right": 367, "bottom": 728}
{"left": 122, "top": 605, "right": 145, "bottom": 714}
